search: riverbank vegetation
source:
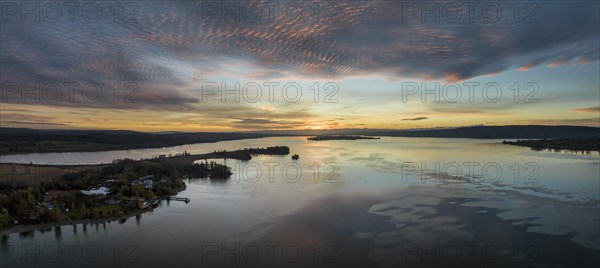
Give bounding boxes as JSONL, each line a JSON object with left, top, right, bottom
{"left": 503, "top": 138, "right": 600, "bottom": 152}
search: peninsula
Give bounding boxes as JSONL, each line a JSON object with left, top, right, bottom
{"left": 502, "top": 138, "right": 600, "bottom": 152}
{"left": 0, "top": 146, "right": 290, "bottom": 233}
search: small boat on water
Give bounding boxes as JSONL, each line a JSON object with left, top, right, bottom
{"left": 291, "top": 154, "right": 299, "bottom": 160}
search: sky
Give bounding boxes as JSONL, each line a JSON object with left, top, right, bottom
{"left": 0, "top": 1, "right": 599, "bottom": 131}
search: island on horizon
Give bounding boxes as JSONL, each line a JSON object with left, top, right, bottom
{"left": 307, "top": 135, "right": 381, "bottom": 141}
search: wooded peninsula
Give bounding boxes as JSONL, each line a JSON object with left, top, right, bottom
{"left": 0, "top": 146, "right": 290, "bottom": 233}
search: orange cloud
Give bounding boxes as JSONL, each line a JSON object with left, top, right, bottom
{"left": 517, "top": 63, "right": 536, "bottom": 71}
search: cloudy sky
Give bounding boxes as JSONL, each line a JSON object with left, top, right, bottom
{"left": 1, "top": 1, "right": 598, "bottom": 131}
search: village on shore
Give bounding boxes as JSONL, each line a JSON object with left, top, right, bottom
{"left": 0, "top": 146, "right": 291, "bottom": 232}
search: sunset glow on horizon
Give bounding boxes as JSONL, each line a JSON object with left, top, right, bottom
{"left": 1, "top": 1, "right": 598, "bottom": 132}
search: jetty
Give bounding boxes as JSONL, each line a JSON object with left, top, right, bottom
{"left": 168, "top": 196, "right": 191, "bottom": 203}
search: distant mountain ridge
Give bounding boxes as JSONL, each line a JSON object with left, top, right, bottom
{"left": 1, "top": 125, "right": 598, "bottom": 154}
{"left": 0, "top": 128, "right": 271, "bottom": 155}
{"left": 2, "top": 125, "right": 599, "bottom": 139}
{"left": 365, "top": 125, "right": 600, "bottom": 139}
{"left": 252, "top": 125, "right": 599, "bottom": 139}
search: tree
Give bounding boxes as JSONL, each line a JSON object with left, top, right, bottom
{"left": 16, "top": 200, "right": 30, "bottom": 220}
{"left": 121, "top": 184, "right": 131, "bottom": 196}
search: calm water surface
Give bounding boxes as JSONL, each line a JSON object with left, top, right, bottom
{"left": 1, "top": 137, "right": 599, "bottom": 267}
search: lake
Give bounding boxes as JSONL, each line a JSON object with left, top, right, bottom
{"left": 1, "top": 137, "right": 599, "bottom": 267}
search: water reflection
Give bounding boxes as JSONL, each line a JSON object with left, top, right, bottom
{"left": 1, "top": 137, "right": 598, "bottom": 267}
{"left": 530, "top": 147, "right": 597, "bottom": 155}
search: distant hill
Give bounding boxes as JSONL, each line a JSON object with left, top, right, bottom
{"left": 1, "top": 125, "right": 598, "bottom": 154}
{"left": 0, "top": 128, "right": 272, "bottom": 154}
{"left": 367, "top": 125, "right": 600, "bottom": 139}
{"left": 253, "top": 125, "right": 599, "bottom": 139}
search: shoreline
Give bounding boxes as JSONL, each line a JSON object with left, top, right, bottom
{"left": 0, "top": 135, "right": 279, "bottom": 156}
{"left": 3, "top": 135, "right": 600, "bottom": 160}
{"left": 1, "top": 147, "right": 289, "bottom": 168}
{"left": 0, "top": 208, "right": 150, "bottom": 236}
{"left": 503, "top": 138, "right": 600, "bottom": 152}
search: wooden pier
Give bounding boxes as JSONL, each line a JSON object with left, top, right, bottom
{"left": 168, "top": 196, "right": 191, "bottom": 203}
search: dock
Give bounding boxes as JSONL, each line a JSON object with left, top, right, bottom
{"left": 168, "top": 196, "right": 191, "bottom": 203}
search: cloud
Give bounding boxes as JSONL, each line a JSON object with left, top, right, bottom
{"left": 1, "top": 1, "right": 598, "bottom": 130}
{"left": 1, "top": 113, "right": 57, "bottom": 122}
{"left": 233, "top": 118, "right": 280, "bottom": 125}
{"left": 0, "top": 108, "right": 32, "bottom": 112}
{"left": 0, "top": 113, "right": 69, "bottom": 127}
{"left": 1, "top": 121, "right": 68, "bottom": 126}
{"left": 429, "top": 108, "right": 508, "bottom": 116}
{"left": 572, "top": 107, "right": 600, "bottom": 113}
{"left": 1, "top": 1, "right": 597, "bottom": 95}
{"left": 402, "top": 117, "right": 428, "bottom": 121}
{"left": 230, "top": 118, "right": 305, "bottom": 129}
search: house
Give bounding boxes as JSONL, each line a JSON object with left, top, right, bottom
{"left": 138, "top": 175, "right": 154, "bottom": 181}
{"left": 128, "top": 197, "right": 147, "bottom": 208}
{"left": 134, "top": 175, "right": 154, "bottom": 189}
{"left": 81, "top": 186, "right": 110, "bottom": 196}
{"left": 128, "top": 196, "right": 145, "bottom": 202}
{"left": 142, "top": 179, "right": 153, "bottom": 189}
